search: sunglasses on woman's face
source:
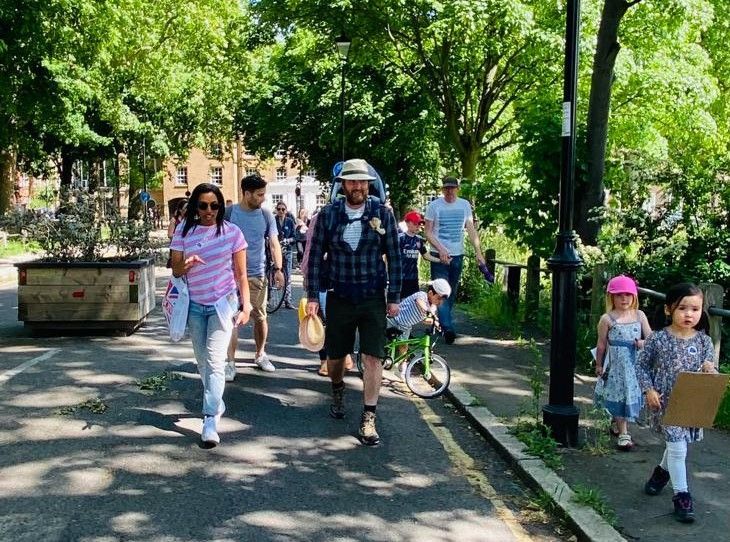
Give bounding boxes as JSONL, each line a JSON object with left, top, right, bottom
{"left": 197, "top": 201, "right": 221, "bottom": 211}
{"left": 277, "top": 207, "right": 286, "bottom": 212}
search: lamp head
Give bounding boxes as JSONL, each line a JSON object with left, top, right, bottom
{"left": 335, "top": 34, "right": 351, "bottom": 60}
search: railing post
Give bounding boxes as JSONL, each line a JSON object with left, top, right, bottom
{"left": 590, "top": 263, "right": 605, "bottom": 329}
{"left": 504, "top": 265, "right": 522, "bottom": 313}
{"left": 485, "top": 248, "right": 496, "bottom": 280}
{"left": 700, "top": 283, "right": 723, "bottom": 368}
{"left": 525, "top": 254, "right": 540, "bottom": 322}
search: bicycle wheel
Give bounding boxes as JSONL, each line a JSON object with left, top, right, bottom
{"left": 355, "top": 349, "right": 363, "bottom": 378}
{"left": 353, "top": 331, "right": 363, "bottom": 378}
{"left": 266, "top": 268, "right": 286, "bottom": 314}
{"left": 404, "top": 353, "right": 450, "bottom": 398}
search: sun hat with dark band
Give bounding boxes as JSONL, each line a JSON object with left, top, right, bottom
{"left": 336, "top": 159, "right": 376, "bottom": 182}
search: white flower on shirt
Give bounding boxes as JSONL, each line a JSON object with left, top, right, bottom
{"left": 369, "top": 217, "right": 385, "bottom": 235}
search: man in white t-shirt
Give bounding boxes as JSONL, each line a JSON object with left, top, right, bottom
{"left": 424, "top": 176, "right": 486, "bottom": 344}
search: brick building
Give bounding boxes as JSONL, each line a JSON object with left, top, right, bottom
{"left": 156, "top": 142, "right": 326, "bottom": 221}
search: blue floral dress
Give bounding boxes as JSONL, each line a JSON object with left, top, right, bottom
{"left": 596, "top": 314, "right": 643, "bottom": 421}
{"left": 636, "top": 329, "right": 715, "bottom": 443}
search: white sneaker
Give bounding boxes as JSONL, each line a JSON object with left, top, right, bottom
{"left": 201, "top": 416, "right": 220, "bottom": 446}
{"left": 254, "top": 353, "right": 276, "bottom": 372}
{"left": 224, "top": 360, "right": 236, "bottom": 382}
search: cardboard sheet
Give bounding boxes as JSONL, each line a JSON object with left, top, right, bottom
{"left": 662, "top": 372, "right": 730, "bottom": 428}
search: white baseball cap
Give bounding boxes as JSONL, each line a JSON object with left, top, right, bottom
{"left": 429, "top": 279, "right": 451, "bottom": 298}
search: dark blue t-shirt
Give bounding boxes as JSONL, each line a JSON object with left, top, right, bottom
{"left": 399, "top": 232, "right": 427, "bottom": 281}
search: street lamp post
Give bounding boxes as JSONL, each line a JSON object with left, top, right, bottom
{"left": 335, "top": 34, "right": 351, "bottom": 163}
{"left": 543, "top": 0, "right": 582, "bottom": 447}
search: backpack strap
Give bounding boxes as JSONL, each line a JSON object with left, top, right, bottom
{"left": 325, "top": 196, "right": 384, "bottom": 239}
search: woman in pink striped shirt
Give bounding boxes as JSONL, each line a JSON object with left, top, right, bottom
{"left": 170, "top": 183, "right": 250, "bottom": 447}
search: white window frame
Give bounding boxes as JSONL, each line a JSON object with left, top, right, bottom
{"left": 210, "top": 167, "right": 223, "bottom": 185}
{"left": 175, "top": 167, "right": 188, "bottom": 186}
{"left": 276, "top": 168, "right": 287, "bottom": 182}
{"left": 271, "top": 194, "right": 284, "bottom": 206}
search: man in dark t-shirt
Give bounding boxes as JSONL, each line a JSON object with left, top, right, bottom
{"left": 399, "top": 211, "right": 438, "bottom": 298}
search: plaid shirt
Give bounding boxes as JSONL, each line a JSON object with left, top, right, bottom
{"left": 306, "top": 198, "right": 402, "bottom": 304}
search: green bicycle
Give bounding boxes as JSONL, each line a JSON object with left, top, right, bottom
{"left": 354, "top": 320, "right": 451, "bottom": 399}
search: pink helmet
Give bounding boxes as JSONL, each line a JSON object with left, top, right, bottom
{"left": 606, "top": 275, "right": 637, "bottom": 296}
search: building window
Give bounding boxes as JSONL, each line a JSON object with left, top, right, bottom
{"left": 276, "top": 168, "right": 286, "bottom": 182}
{"left": 175, "top": 167, "right": 188, "bottom": 186}
{"left": 245, "top": 168, "right": 259, "bottom": 178}
{"left": 271, "top": 194, "right": 284, "bottom": 206}
{"left": 304, "top": 169, "right": 316, "bottom": 178}
{"left": 316, "top": 193, "right": 327, "bottom": 207}
{"left": 210, "top": 167, "right": 223, "bottom": 185}
{"left": 208, "top": 143, "right": 223, "bottom": 159}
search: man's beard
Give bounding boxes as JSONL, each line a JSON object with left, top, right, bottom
{"left": 344, "top": 188, "right": 366, "bottom": 205}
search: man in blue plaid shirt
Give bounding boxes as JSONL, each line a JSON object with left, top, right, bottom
{"left": 306, "top": 158, "right": 402, "bottom": 446}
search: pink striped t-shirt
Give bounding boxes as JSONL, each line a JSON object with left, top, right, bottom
{"left": 170, "top": 221, "right": 247, "bottom": 305}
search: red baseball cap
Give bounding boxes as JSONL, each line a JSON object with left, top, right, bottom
{"left": 403, "top": 211, "right": 424, "bottom": 224}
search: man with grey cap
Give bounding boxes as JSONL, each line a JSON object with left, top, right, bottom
{"left": 306, "top": 158, "right": 402, "bottom": 446}
{"left": 424, "top": 175, "right": 486, "bottom": 344}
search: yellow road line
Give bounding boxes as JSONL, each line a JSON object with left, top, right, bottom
{"left": 412, "top": 395, "right": 534, "bottom": 542}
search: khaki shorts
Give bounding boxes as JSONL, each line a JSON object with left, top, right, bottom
{"left": 247, "top": 277, "right": 267, "bottom": 323}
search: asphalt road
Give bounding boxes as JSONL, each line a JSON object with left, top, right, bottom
{"left": 0, "top": 270, "right": 565, "bottom": 541}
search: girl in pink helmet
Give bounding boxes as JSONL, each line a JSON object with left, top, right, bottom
{"left": 594, "top": 275, "right": 652, "bottom": 450}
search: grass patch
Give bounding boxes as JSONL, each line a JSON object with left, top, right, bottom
{"left": 0, "top": 238, "right": 39, "bottom": 258}
{"left": 55, "top": 398, "right": 108, "bottom": 415}
{"left": 572, "top": 485, "right": 618, "bottom": 526}
{"left": 511, "top": 420, "right": 563, "bottom": 470}
{"left": 580, "top": 406, "right": 614, "bottom": 456}
{"left": 137, "top": 372, "right": 182, "bottom": 393}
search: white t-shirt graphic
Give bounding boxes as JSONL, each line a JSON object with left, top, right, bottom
{"left": 424, "top": 197, "right": 472, "bottom": 256}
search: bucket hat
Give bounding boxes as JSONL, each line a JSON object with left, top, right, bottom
{"left": 336, "top": 159, "right": 376, "bottom": 182}
{"left": 299, "top": 314, "right": 325, "bottom": 352}
{"left": 429, "top": 278, "right": 452, "bottom": 298}
{"left": 606, "top": 275, "right": 637, "bottom": 296}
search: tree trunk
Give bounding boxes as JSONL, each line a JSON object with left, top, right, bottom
{"left": 460, "top": 146, "right": 480, "bottom": 183}
{"left": 578, "top": 0, "right": 642, "bottom": 244}
{"left": 88, "top": 159, "right": 102, "bottom": 193}
{"left": 0, "top": 148, "right": 16, "bottom": 214}
{"left": 59, "top": 150, "right": 74, "bottom": 190}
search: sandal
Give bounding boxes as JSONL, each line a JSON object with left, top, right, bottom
{"left": 317, "top": 361, "right": 328, "bottom": 377}
{"left": 617, "top": 434, "right": 634, "bottom": 451}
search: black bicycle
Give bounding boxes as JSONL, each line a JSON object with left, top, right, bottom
{"left": 266, "top": 244, "right": 291, "bottom": 314}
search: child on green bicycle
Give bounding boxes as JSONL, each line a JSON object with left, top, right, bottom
{"left": 387, "top": 279, "right": 452, "bottom": 375}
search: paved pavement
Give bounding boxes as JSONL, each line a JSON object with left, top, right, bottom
{"left": 1, "top": 254, "right": 728, "bottom": 541}
{"left": 441, "top": 310, "right": 730, "bottom": 541}
{"left": 0, "top": 267, "right": 565, "bottom": 542}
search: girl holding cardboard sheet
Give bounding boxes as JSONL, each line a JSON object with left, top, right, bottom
{"left": 636, "top": 283, "right": 717, "bottom": 523}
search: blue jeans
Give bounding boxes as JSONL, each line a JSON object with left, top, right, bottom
{"left": 187, "top": 301, "right": 228, "bottom": 417}
{"left": 283, "top": 245, "right": 294, "bottom": 304}
{"left": 430, "top": 254, "right": 464, "bottom": 333}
